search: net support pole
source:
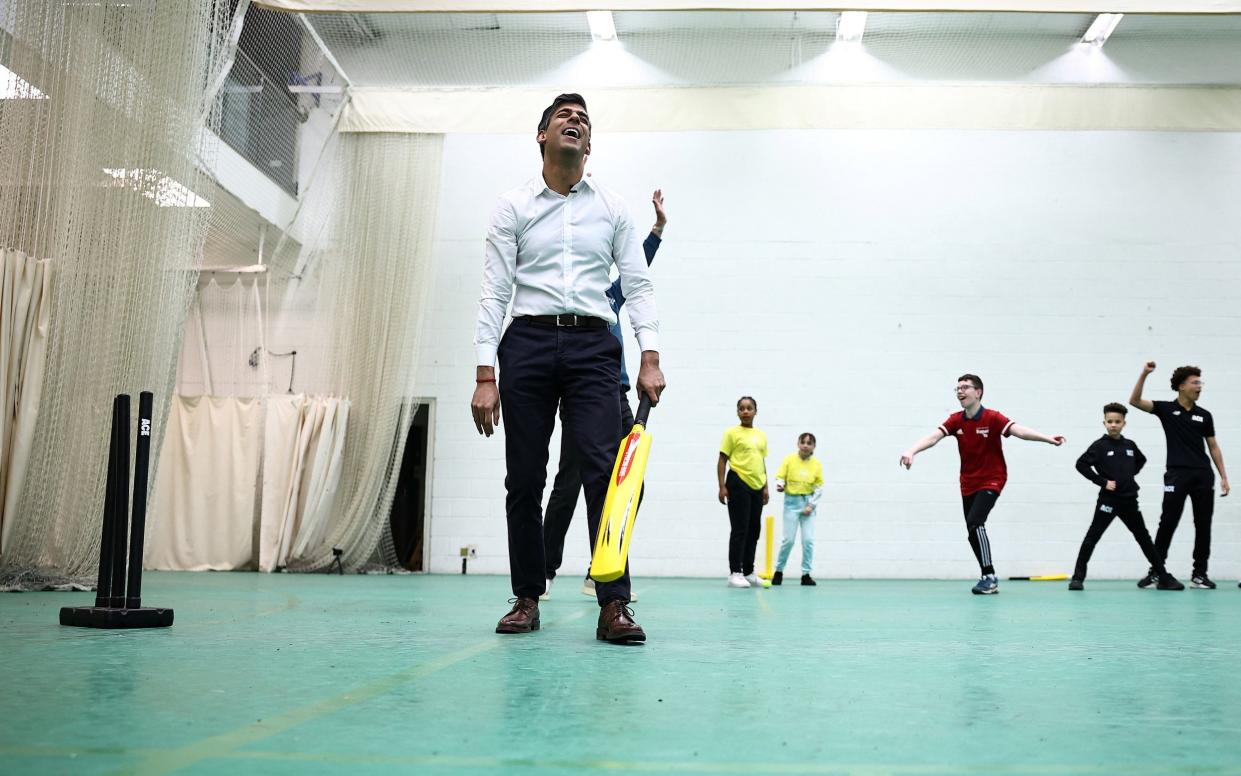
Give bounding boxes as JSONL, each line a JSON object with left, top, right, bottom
{"left": 125, "top": 392, "right": 153, "bottom": 609}
{"left": 93, "top": 396, "right": 122, "bottom": 608}
{"left": 108, "top": 395, "right": 131, "bottom": 609}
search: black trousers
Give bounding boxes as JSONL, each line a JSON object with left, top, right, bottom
{"left": 543, "top": 387, "right": 635, "bottom": 580}
{"left": 1073, "top": 498, "right": 1163, "bottom": 581}
{"left": 726, "top": 470, "right": 764, "bottom": 575}
{"left": 961, "top": 490, "right": 999, "bottom": 574}
{"left": 1153, "top": 467, "right": 1215, "bottom": 575}
{"left": 497, "top": 319, "right": 628, "bottom": 605}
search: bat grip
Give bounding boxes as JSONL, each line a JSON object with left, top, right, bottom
{"left": 634, "top": 394, "right": 653, "bottom": 427}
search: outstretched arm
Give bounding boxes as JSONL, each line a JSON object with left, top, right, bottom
{"left": 901, "top": 431, "right": 945, "bottom": 469}
{"left": 1207, "top": 437, "right": 1230, "bottom": 497}
{"left": 1009, "top": 424, "right": 1066, "bottom": 446}
{"left": 1130, "top": 361, "right": 1157, "bottom": 414}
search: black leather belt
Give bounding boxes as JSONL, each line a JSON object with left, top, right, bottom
{"left": 518, "top": 314, "right": 608, "bottom": 329}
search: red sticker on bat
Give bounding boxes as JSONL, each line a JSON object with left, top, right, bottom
{"left": 615, "top": 431, "right": 642, "bottom": 485}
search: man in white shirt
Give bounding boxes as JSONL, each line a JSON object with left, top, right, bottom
{"left": 470, "top": 94, "right": 666, "bottom": 644}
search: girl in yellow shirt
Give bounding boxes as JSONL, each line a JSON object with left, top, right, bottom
{"left": 773, "top": 433, "right": 824, "bottom": 586}
{"left": 717, "top": 396, "right": 769, "bottom": 588}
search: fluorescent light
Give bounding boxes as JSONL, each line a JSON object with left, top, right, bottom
{"left": 1082, "top": 13, "right": 1123, "bottom": 46}
{"left": 587, "top": 11, "right": 617, "bottom": 42}
{"left": 836, "top": 11, "right": 867, "bottom": 43}
{"left": 103, "top": 168, "right": 211, "bottom": 208}
{"left": 1, "top": 64, "right": 47, "bottom": 100}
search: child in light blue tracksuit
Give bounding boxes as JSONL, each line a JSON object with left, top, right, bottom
{"left": 773, "top": 432, "right": 824, "bottom": 586}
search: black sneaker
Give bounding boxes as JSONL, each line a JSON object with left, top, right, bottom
{"left": 1137, "top": 571, "right": 1159, "bottom": 589}
{"left": 1068, "top": 579, "right": 1084, "bottom": 591}
{"left": 1156, "top": 573, "right": 1185, "bottom": 591}
{"left": 1191, "top": 573, "right": 1216, "bottom": 589}
{"left": 771, "top": 571, "right": 783, "bottom": 586}
{"left": 801, "top": 574, "right": 816, "bottom": 586}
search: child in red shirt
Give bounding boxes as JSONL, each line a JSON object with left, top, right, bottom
{"left": 900, "top": 374, "right": 1066, "bottom": 595}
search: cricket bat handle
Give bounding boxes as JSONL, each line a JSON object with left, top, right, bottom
{"left": 634, "top": 394, "right": 653, "bottom": 427}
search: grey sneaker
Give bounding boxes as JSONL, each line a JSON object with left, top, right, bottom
{"left": 581, "top": 577, "right": 596, "bottom": 596}
{"left": 971, "top": 574, "right": 999, "bottom": 595}
{"left": 1191, "top": 574, "right": 1216, "bottom": 589}
{"left": 539, "top": 578, "right": 553, "bottom": 601}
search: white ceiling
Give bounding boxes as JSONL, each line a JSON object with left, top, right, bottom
{"left": 305, "top": 11, "right": 1241, "bottom": 87}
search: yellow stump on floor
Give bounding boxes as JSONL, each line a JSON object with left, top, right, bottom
{"left": 759, "top": 514, "right": 775, "bottom": 580}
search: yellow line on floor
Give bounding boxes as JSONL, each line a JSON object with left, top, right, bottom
{"left": 13, "top": 745, "right": 1234, "bottom": 774}
{"left": 119, "top": 608, "right": 588, "bottom": 776}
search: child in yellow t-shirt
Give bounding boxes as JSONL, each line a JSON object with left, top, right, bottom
{"left": 773, "top": 432, "right": 824, "bottom": 586}
{"left": 717, "top": 396, "right": 769, "bottom": 589}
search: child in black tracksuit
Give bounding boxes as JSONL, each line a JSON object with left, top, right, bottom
{"left": 1070, "top": 403, "right": 1184, "bottom": 591}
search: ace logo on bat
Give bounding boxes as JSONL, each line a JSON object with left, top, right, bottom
{"left": 590, "top": 397, "right": 655, "bottom": 583}
{"left": 616, "top": 432, "right": 642, "bottom": 484}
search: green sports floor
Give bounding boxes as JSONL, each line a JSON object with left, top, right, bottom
{"left": 2, "top": 573, "right": 1240, "bottom": 776}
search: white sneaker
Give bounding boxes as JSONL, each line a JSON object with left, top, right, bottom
{"left": 728, "top": 573, "right": 751, "bottom": 588}
{"left": 745, "top": 573, "right": 766, "bottom": 589}
{"left": 539, "top": 578, "right": 552, "bottom": 601}
{"left": 581, "top": 577, "right": 596, "bottom": 596}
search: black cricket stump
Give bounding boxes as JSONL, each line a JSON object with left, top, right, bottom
{"left": 61, "top": 392, "right": 173, "bottom": 629}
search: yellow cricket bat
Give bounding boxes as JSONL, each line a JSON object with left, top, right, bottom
{"left": 590, "top": 396, "right": 654, "bottom": 583}
{"left": 1006, "top": 574, "right": 1069, "bottom": 581}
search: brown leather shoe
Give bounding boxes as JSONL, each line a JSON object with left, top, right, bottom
{"left": 495, "top": 597, "right": 540, "bottom": 634}
{"left": 596, "top": 599, "right": 645, "bottom": 644}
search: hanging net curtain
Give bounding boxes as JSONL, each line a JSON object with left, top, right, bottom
{"left": 259, "top": 130, "right": 443, "bottom": 573}
{"left": 0, "top": 0, "right": 243, "bottom": 590}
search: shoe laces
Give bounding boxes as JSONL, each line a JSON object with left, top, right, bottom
{"left": 605, "top": 599, "right": 636, "bottom": 620}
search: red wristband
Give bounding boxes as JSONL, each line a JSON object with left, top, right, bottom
{"left": 476, "top": 377, "right": 496, "bottom": 383}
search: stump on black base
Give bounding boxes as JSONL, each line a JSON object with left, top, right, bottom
{"left": 59, "top": 605, "right": 174, "bottom": 628}
{"left": 61, "top": 392, "right": 173, "bottom": 630}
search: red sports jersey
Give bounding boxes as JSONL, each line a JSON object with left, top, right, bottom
{"left": 939, "top": 407, "right": 1015, "bottom": 495}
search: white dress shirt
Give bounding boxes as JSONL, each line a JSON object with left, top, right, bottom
{"left": 474, "top": 175, "right": 659, "bottom": 366}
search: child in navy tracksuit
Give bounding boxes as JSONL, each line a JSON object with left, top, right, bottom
{"left": 1069, "top": 403, "right": 1183, "bottom": 591}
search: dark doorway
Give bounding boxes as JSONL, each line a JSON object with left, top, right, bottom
{"left": 389, "top": 401, "right": 431, "bottom": 571}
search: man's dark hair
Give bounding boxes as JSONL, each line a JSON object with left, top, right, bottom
{"left": 537, "top": 93, "right": 587, "bottom": 157}
{"left": 1170, "top": 365, "right": 1200, "bottom": 391}
{"left": 1103, "top": 402, "right": 1128, "bottom": 417}
{"left": 799, "top": 432, "right": 816, "bottom": 445}
{"left": 737, "top": 396, "right": 757, "bottom": 410}
{"left": 957, "top": 373, "right": 984, "bottom": 399}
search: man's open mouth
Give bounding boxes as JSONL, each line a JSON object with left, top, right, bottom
{"left": 563, "top": 127, "right": 581, "bottom": 139}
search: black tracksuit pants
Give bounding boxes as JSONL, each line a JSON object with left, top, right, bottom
{"left": 1153, "top": 467, "right": 1215, "bottom": 576}
{"left": 542, "top": 387, "right": 635, "bottom": 580}
{"left": 726, "top": 470, "right": 763, "bottom": 575}
{"left": 1073, "top": 498, "right": 1164, "bottom": 581}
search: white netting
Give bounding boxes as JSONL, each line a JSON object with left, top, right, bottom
{"left": 268, "top": 131, "right": 443, "bottom": 571}
{"left": 0, "top": 0, "right": 240, "bottom": 590}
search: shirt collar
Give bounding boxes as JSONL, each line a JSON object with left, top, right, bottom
{"left": 531, "top": 172, "right": 593, "bottom": 197}
{"left": 962, "top": 405, "right": 985, "bottom": 421}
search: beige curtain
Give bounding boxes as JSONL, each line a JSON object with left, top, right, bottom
{"left": 146, "top": 396, "right": 261, "bottom": 571}
{"left": 258, "top": 394, "right": 350, "bottom": 571}
{"left": 0, "top": 249, "right": 52, "bottom": 556}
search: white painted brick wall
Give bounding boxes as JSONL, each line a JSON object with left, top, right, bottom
{"left": 418, "top": 129, "right": 1240, "bottom": 581}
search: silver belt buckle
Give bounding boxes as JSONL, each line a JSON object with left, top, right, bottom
{"left": 556, "top": 313, "right": 577, "bottom": 327}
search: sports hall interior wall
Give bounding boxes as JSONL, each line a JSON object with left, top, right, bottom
{"left": 414, "top": 127, "right": 1241, "bottom": 580}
